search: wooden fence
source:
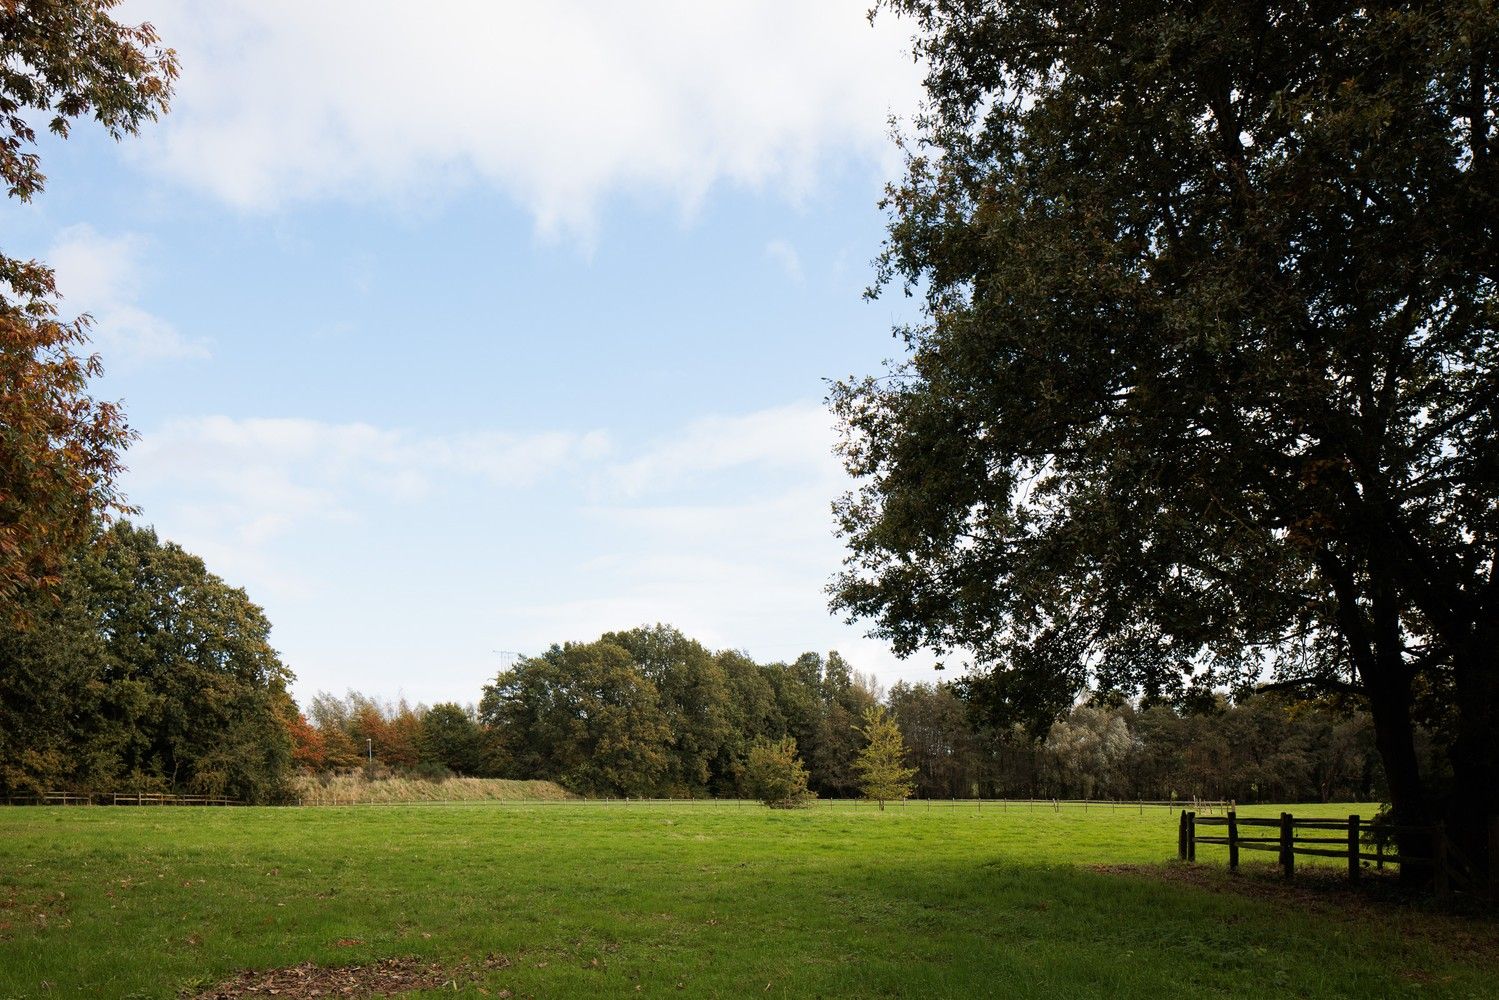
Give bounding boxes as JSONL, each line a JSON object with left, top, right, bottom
{"left": 2, "top": 792, "right": 240, "bottom": 806}
{"left": 1180, "top": 809, "right": 1498, "bottom": 898}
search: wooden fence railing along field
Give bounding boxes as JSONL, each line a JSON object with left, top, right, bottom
{"left": 2, "top": 791, "right": 1230, "bottom": 810}
{"left": 2, "top": 792, "right": 240, "bottom": 806}
{"left": 1179, "top": 808, "right": 1499, "bottom": 899}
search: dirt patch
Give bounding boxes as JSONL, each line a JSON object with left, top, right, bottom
{"left": 1091, "top": 861, "right": 1499, "bottom": 960}
{"left": 189, "top": 953, "right": 513, "bottom": 999}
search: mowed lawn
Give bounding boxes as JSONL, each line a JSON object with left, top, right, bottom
{"left": 0, "top": 802, "right": 1493, "bottom": 999}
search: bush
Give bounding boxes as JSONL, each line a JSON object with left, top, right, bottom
{"left": 745, "top": 737, "right": 815, "bottom": 809}
{"left": 407, "top": 761, "right": 454, "bottom": 784}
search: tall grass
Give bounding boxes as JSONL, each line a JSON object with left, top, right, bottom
{"left": 293, "top": 774, "right": 574, "bottom": 804}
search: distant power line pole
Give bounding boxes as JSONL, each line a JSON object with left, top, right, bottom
{"left": 491, "top": 650, "right": 522, "bottom": 671}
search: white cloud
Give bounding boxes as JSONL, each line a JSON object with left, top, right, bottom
{"left": 126, "top": 416, "right": 611, "bottom": 575}
{"left": 47, "top": 224, "right": 209, "bottom": 365}
{"left": 126, "top": 1, "right": 922, "bottom": 239}
{"left": 605, "top": 402, "right": 837, "bottom": 498}
{"left": 504, "top": 402, "right": 925, "bottom": 680}
{"left": 122, "top": 403, "right": 930, "bottom": 697}
{"left": 765, "top": 239, "right": 803, "bottom": 283}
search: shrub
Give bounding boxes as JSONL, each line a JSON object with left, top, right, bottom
{"left": 745, "top": 737, "right": 815, "bottom": 809}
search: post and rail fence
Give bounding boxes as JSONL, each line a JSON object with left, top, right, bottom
{"left": 2, "top": 791, "right": 240, "bottom": 806}
{"left": 1179, "top": 807, "right": 1499, "bottom": 899}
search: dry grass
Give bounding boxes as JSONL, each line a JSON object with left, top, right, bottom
{"left": 292, "top": 774, "right": 574, "bottom": 804}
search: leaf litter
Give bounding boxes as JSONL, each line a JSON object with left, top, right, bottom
{"left": 189, "top": 952, "right": 514, "bottom": 999}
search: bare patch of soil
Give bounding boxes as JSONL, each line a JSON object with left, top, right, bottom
{"left": 189, "top": 952, "right": 513, "bottom": 999}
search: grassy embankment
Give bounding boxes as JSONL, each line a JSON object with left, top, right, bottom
{"left": 0, "top": 802, "right": 1492, "bottom": 999}
{"left": 291, "top": 775, "right": 574, "bottom": 804}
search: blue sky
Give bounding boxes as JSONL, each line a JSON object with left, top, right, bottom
{"left": 5, "top": 1, "right": 935, "bottom": 707}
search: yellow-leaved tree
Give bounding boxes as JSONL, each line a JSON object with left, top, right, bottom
{"left": 853, "top": 706, "right": 916, "bottom": 810}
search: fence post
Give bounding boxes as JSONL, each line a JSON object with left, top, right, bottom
{"left": 1348, "top": 815, "right": 1361, "bottom": 883}
{"left": 1228, "top": 809, "right": 1239, "bottom": 871}
{"left": 1177, "top": 809, "right": 1188, "bottom": 861}
{"left": 1186, "top": 811, "right": 1196, "bottom": 862}
{"left": 1280, "top": 812, "right": 1295, "bottom": 879}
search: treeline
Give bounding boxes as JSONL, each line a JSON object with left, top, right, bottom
{"left": 893, "top": 691, "right": 1384, "bottom": 804}
{"left": 0, "top": 524, "right": 1392, "bottom": 805}
{"left": 295, "top": 626, "right": 885, "bottom": 799}
{"left": 295, "top": 625, "right": 1390, "bottom": 804}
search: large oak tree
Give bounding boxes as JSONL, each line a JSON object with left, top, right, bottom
{"left": 833, "top": 0, "right": 1496, "bottom": 880}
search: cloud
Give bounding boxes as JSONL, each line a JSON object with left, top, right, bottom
{"left": 502, "top": 402, "right": 914, "bottom": 675}
{"left": 765, "top": 239, "right": 803, "bottom": 283}
{"left": 46, "top": 224, "right": 209, "bottom": 365}
{"left": 126, "top": 416, "right": 611, "bottom": 555}
{"left": 604, "top": 402, "right": 837, "bottom": 499}
{"left": 122, "top": 403, "right": 924, "bottom": 696}
{"left": 128, "top": 1, "right": 922, "bottom": 239}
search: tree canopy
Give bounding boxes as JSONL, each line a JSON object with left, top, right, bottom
{"left": 0, "top": 0, "right": 177, "bottom": 613}
{"left": 0, "top": 522, "right": 294, "bottom": 802}
{"left": 834, "top": 0, "right": 1497, "bottom": 874}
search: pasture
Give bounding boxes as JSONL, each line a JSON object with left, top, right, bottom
{"left": 0, "top": 802, "right": 1493, "bottom": 999}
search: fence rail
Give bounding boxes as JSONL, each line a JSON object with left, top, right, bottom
{"left": 295, "top": 794, "right": 1235, "bottom": 811}
{"left": 2, "top": 791, "right": 240, "bottom": 806}
{"left": 1180, "top": 808, "right": 1499, "bottom": 898}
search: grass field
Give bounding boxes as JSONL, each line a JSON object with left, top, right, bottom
{"left": 1, "top": 802, "right": 1493, "bottom": 999}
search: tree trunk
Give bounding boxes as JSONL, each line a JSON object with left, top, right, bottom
{"left": 1447, "top": 625, "right": 1499, "bottom": 887}
{"left": 1361, "top": 557, "right": 1434, "bottom": 884}
{"left": 1364, "top": 670, "right": 1432, "bottom": 881}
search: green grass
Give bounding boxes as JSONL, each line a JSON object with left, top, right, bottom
{"left": 0, "top": 801, "right": 1492, "bottom": 999}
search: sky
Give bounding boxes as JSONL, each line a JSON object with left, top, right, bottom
{"left": 5, "top": 1, "right": 937, "bottom": 707}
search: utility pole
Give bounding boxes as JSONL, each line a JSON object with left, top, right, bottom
{"left": 366, "top": 738, "right": 372, "bottom": 765}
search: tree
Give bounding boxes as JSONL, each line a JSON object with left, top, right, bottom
{"left": 0, "top": 522, "right": 294, "bottom": 802}
{"left": 479, "top": 640, "right": 672, "bottom": 796}
{"left": 836, "top": 0, "right": 1498, "bottom": 878}
{"left": 0, "top": 1, "right": 177, "bottom": 614}
{"left": 1042, "top": 706, "right": 1131, "bottom": 800}
{"left": 604, "top": 625, "right": 737, "bottom": 796}
{"left": 287, "top": 713, "right": 327, "bottom": 771}
{"left": 745, "top": 736, "right": 815, "bottom": 809}
{"left": 419, "top": 703, "right": 482, "bottom": 775}
{"left": 888, "top": 681, "right": 977, "bottom": 798}
{"left": 852, "top": 706, "right": 917, "bottom": 809}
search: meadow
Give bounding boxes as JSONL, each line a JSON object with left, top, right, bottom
{"left": 0, "top": 801, "right": 1493, "bottom": 999}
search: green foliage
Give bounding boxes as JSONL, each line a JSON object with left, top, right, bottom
{"left": 745, "top": 736, "right": 815, "bottom": 808}
{"left": 418, "top": 703, "right": 482, "bottom": 775}
{"left": 839, "top": 0, "right": 1499, "bottom": 867}
{"left": 0, "top": 522, "right": 294, "bottom": 802}
{"left": 604, "top": 625, "right": 737, "bottom": 795}
{"left": 887, "top": 681, "right": 977, "bottom": 798}
{"left": 480, "top": 640, "right": 672, "bottom": 796}
{"left": 853, "top": 706, "right": 917, "bottom": 808}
